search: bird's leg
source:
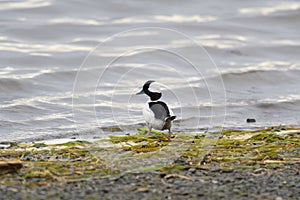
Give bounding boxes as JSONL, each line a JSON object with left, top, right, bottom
{"left": 147, "top": 127, "right": 152, "bottom": 135}
{"left": 168, "top": 127, "right": 172, "bottom": 137}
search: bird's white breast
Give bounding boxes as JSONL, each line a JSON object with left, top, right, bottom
{"left": 142, "top": 101, "right": 165, "bottom": 130}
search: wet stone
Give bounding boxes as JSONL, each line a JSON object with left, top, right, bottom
{"left": 247, "top": 118, "right": 256, "bottom": 123}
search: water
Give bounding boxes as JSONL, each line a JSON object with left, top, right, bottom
{"left": 1, "top": 0, "right": 299, "bottom": 142}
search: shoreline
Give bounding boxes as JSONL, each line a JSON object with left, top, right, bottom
{"left": 3, "top": 124, "right": 300, "bottom": 145}
{"left": 0, "top": 126, "right": 299, "bottom": 199}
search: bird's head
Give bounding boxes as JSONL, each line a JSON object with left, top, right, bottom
{"left": 136, "top": 80, "right": 162, "bottom": 101}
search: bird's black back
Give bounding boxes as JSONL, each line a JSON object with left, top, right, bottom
{"left": 148, "top": 101, "right": 170, "bottom": 120}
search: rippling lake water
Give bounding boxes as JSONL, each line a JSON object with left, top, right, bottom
{"left": 1, "top": 0, "right": 300, "bottom": 142}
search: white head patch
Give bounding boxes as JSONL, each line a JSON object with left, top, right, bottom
{"left": 148, "top": 82, "right": 161, "bottom": 93}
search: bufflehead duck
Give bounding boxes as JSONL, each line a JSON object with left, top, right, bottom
{"left": 136, "top": 80, "right": 176, "bottom": 136}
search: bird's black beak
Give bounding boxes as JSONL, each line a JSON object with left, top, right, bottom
{"left": 136, "top": 90, "right": 145, "bottom": 95}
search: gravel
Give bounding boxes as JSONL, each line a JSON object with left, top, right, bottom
{"left": 1, "top": 164, "right": 299, "bottom": 200}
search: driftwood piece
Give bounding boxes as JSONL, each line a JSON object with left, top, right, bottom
{"left": 0, "top": 161, "right": 23, "bottom": 173}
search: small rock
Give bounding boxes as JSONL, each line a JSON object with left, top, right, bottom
{"left": 246, "top": 118, "right": 256, "bottom": 123}
{"left": 188, "top": 168, "right": 196, "bottom": 173}
{"left": 33, "top": 143, "right": 47, "bottom": 148}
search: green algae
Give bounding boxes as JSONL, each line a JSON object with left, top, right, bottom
{"left": 110, "top": 135, "right": 170, "bottom": 150}
{"left": 109, "top": 128, "right": 172, "bottom": 153}
{"left": 205, "top": 128, "right": 299, "bottom": 168}
{"left": 56, "top": 140, "right": 92, "bottom": 147}
{"left": 109, "top": 135, "right": 149, "bottom": 144}
{"left": 24, "top": 170, "right": 54, "bottom": 179}
{"left": 0, "top": 140, "right": 118, "bottom": 186}
{"left": 160, "top": 126, "right": 300, "bottom": 172}
{"left": 161, "top": 165, "right": 190, "bottom": 172}
{"left": 0, "top": 126, "right": 299, "bottom": 187}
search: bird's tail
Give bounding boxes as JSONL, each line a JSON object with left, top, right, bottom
{"left": 165, "top": 116, "right": 176, "bottom": 122}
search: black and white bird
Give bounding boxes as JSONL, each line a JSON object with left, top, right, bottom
{"left": 136, "top": 80, "right": 176, "bottom": 135}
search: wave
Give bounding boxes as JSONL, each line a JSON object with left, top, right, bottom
{"left": 35, "top": 69, "right": 77, "bottom": 82}
{"left": 254, "top": 98, "right": 300, "bottom": 109}
{"left": 0, "top": 78, "right": 39, "bottom": 95}
{"left": 208, "top": 67, "right": 300, "bottom": 84}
